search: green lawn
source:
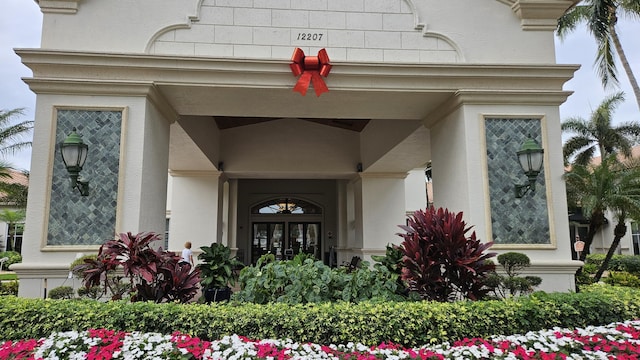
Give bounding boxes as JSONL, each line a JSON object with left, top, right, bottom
{"left": 0, "top": 273, "right": 17, "bottom": 281}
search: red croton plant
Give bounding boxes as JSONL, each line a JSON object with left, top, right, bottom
{"left": 398, "top": 207, "right": 497, "bottom": 302}
{"left": 74, "top": 232, "right": 201, "bottom": 303}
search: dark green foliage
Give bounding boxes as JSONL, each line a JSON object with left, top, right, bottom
{"left": 0, "top": 251, "right": 22, "bottom": 269}
{"left": 48, "top": 286, "right": 74, "bottom": 300}
{"left": 578, "top": 254, "right": 640, "bottom": 288}
{"left": 235, "top": 253, "right": 403, "bottom": 304}
{"left": 197, "top": 243, "right": 243, "bottom": 290}
{"left": 497, "top": 252, "right": 530, "bottom": 274}
{"left": 603, "top": 271, "right": 640, "bottom": 288}
{"left": 0, "top": 280, "right": 18, "bottom": 296}
{"left": 236, "top": 254, "right": 333, "bottom": 304}
{"left": 69, "top": 254, "right": 97, "bottom": 278}
{"left": 371, "top": 243, "right": 409, "bottom": 297}
{"left": 0, "top": 180, "right": 28, "bottom": 207}
{"left": 589, "top": 254, "right": 640, "bottom": 275}
{"left": 332, "top": 263, "right": 405, "bottom": 303}
{"left": 398, "top": 207, "right": 497, "bottom": 302}
{"left": 1, "top": 285, "right": 639, "bottom": 347}
{"left": 371, "top": 243, "right": 404, "bottom": 275}
{"left": 77, "top": 286, "right": 102, "bottom": 300}
{"left": 486, "top": 252, "right": 542, "bottom": 299}
{"left": 73, "top": 232, "right": 201, "bottom": 303}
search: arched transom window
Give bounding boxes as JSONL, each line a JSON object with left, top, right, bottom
{"left": 251, "top": 198, "right": 322, "bottom": 214}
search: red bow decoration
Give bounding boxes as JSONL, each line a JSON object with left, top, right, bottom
{"left": 290, "top": 48, "right": 332, "bottom": 97}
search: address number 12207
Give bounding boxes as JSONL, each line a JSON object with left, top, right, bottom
{"left": 297, "top": 33, "right": 323, "bottom": 41}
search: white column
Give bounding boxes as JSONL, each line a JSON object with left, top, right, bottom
{"left": 118, "top": 98, "right": 171, "bottom": 238}
{"left": 405, "top": 168, "right": 428, "bottom": 213}
{"left": 216, "top": 175, "right": 227, "bottom": 244}
{"left": 227, "top": 179, "right": 239, "bottom": 257}
{"left": 168, "top": 171, "right": 222, "bottom": 253}
{"left": 356, "top": 173, "right": 407, "bottom": 262}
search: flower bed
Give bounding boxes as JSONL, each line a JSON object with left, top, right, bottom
{"left": 1, "top": 320, "right": 639, "bottom": 359}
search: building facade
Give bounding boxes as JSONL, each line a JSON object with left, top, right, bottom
{"left": 14, "top": 0, "right": 582, "bottom": 297}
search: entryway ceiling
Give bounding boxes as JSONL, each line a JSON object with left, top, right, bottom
{"left": 157, "top": 84, "right": 453, "bottom": 121}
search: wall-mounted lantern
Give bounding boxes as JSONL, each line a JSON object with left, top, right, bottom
{"left": 60, "top": 127, "right": 89, "bottom": 196}
{"left": 514, "top": 138, "right": 544, "bottom": 198}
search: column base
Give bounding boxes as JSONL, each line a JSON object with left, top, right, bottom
{"left": 11, "top": 263, "right": 76, "bottom": 299}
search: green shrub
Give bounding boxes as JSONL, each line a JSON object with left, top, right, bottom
{"left": 235, "top": 254, "right": 334, "bottom": 304}
{"left": 48, "top": 286, "right": 74, "bottom": 300}
{"left": 603, "top": 271, "right": 640, "bottom": 288}
{"left": 486, "top": 252, "right": 542, "bottom": 298}
{"left": 0, "top": 280, "right": 18, "bottom": 296}
{"left": 584, "top": 254, "right": 640, "bottom": 274}
{"left": 0, "top": 251, "right": 22, "bottom": 270}
{"left": 371, "top": 244, "right": 408, "bottom": 297}
{"left": 606, "top": 255, "right": 640, "bottom": 275}
{"left": 581, "top": 254, "right": 640, "bottom": 287}
{"left": 77, "top": 286, "right": 102, "bottom": 300}
{"left": 586, "top": 253, "right": 606, "bottom": 267}
{"left": 1, "top": 285, "right": 639, "bottom": 347}
{"left": 235, "top": 253, "right": 402, "bottom": 304}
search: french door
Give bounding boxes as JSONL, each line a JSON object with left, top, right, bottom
{"left": 251, "top": 221, "right": 321, "bottom": 263}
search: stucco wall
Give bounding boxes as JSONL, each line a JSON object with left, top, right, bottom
{"left": 39, "top": 0, "right": 559, "bottom": 64}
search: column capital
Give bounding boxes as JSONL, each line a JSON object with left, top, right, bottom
{"left": 357, "top": 172, "right": 408, "bottom": 180}
{"left": 511, "top": 0, "right": 578, "bottom": 31}
{"left": 169, "top": 170, "right": 223, "bottom": 178}
{"left": 38, "top": 0, "right": 81, "bottom": 14}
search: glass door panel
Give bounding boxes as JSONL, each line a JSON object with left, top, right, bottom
{"left": 251, "top": 222, "right": 284, "bottom": 263}
{"left": 286, "top": 222, "right": 321, "bottom": 259}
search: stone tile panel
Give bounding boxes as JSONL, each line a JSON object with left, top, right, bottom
{"left": 47, "top": 110, "right": 121, "bottom": 246}
{"left": 484, "top": 118, "right": 550, "bottom": 245}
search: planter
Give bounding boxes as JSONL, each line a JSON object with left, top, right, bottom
{"left": 204, "top": 287, "right": 231, "bottom": 303}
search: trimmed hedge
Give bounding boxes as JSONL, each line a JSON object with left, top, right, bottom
{"left": 1, "top": 284, "right": 639, "bottom": 347}
{"left": 586, "top": 254, "right": 640, "bottom": 275}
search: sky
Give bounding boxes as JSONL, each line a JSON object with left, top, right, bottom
{"left": 0, "top": 0, "right": 639, "bottom": 172}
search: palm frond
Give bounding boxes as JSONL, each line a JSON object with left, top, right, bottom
{"left": 557, "top": 5, "right": 591, "bottom": 39}
{"left": 0, "top": 109, "right": 34, "bottom": 156}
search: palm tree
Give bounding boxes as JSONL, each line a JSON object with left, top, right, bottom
{"left": 0, "top": 108, "right": 33, "bottom": 158}
{"left": 565, "top": 158, "right": 613, "bottom": 262}
{"left": 0, "top": 209, "right": 26, "bottom": 252}
{"left": 565, "top": 156, "right": 640, "bottom": 279}
{"left": 0, "top": 108, "right": 33, "bottom": 208}
{"left": 557, "top": 0, "right": 640, "bottom": 109}
{"left": 562, "top": 92, "right": 640, "bottom": 165}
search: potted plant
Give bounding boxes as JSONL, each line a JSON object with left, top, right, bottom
{"left": 197, "top": 242, "right": 243, "bottom": 303}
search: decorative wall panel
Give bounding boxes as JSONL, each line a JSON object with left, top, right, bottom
{"left": 485, "top": 118, "right": 550, "bottom": 245}
{"left": 47, "top": 109, "right": 121, "bottom": 246}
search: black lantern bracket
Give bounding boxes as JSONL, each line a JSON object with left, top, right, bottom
{"left": 514, "top": 138, "right": 544, "bottom": 198}
{"left": 60, "top": 127, "right": 90, "bottom": 196}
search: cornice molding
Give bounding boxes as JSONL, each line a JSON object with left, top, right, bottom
{"left": 497, "top": 0, "right": 580, "bottom": 31}
{"left": 16, "top": 49, "right": 579, "bottom": 94}
{"left": 424, "top": 89, "right": 574, "bottom": 127}
{"left": 23, "top": 78, "right": 179, "bottom": 123}
{"left": 37, "top": 0, "right": 81, "bottom": 14}
{"left": 511, "top": 0, "right": 578, "bottom": 31}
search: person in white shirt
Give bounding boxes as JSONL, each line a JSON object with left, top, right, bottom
{"left": 180, "top": 241, "right": 194, "bottom": 266}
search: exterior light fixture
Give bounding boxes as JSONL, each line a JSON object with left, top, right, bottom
{"left": 60, "top": 127, "right": 89, "bottom": 196}
{"left": 514, "top": 138, "right": 544, "bottom": 198}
